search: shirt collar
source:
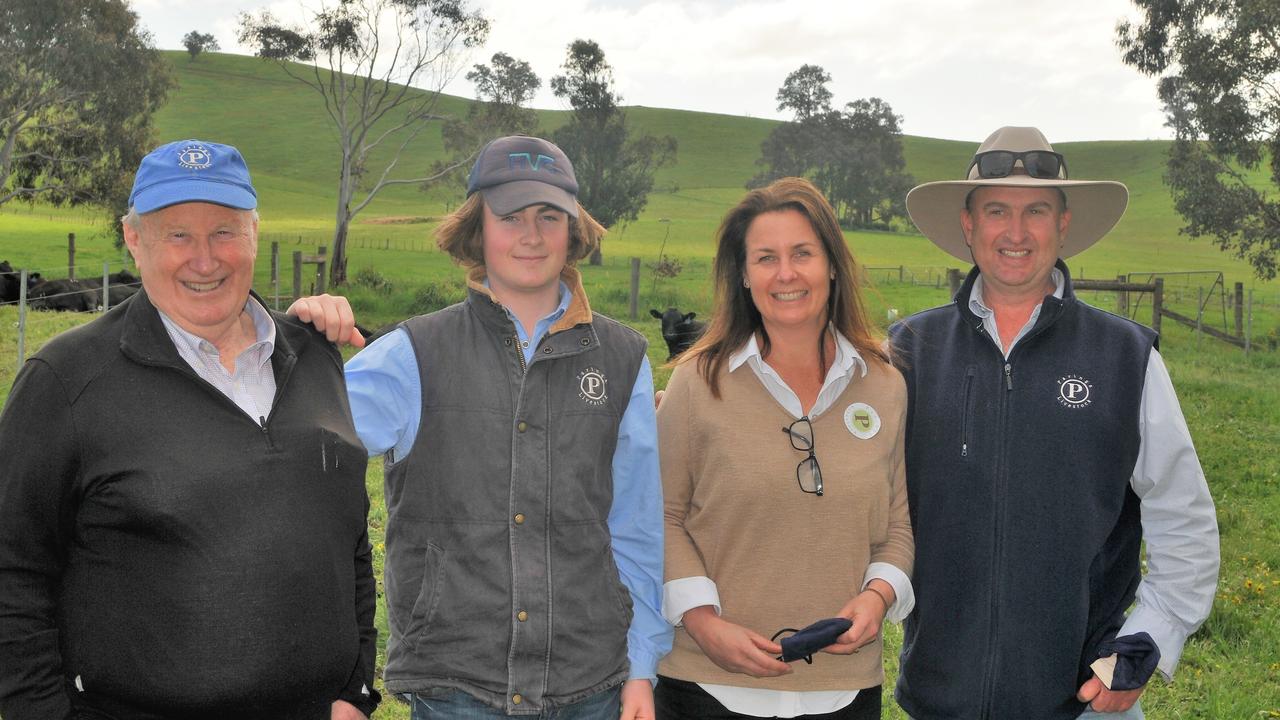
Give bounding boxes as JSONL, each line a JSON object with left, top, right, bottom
{"left": 481, "top": 279, "right": 571, "bottom": 331}
{"left": 969, "top": 267, "right": 1066, "bottom": 319}
{"left": 728, "top": 325, "right": 868, "bottom": 379}
{"left": 158, "top": 295, "right": 276, "bottom": 358}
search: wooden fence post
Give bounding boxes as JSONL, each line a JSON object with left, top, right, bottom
{"left": 1151, "top": 278, "right": 1163, "bottom": 337}
{"left": 271, "top": 242, "right": 280, "bottom": 310}
{"left": 292, "top": 251, "right": 303, "bottom": 301}
{"left": 629, "top": 257, "right": 640, "bottom": 320}
{"left": 1116, "top": 274, "right": 1128, "bottom": 315}
{"left": 1234, "top": 282, "right": 1244, "bottom": 337}
{"left": 1245, "top": 290, "right": 1253, "bottom": 355}
{"left": 68, "top": 233, "right": 76, "bottom": 281}
{"left": 947, "top": 268, "right": 962, "bottom": 298}
{"left": 315, "top": 246, "right": 328, "bottom": 294}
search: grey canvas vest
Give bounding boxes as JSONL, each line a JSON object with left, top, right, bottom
{"left": 382, "top": 285, "right": 647, "bottom": 714}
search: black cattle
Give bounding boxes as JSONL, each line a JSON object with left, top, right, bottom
{"left": 0, "top": 261, "right": 17, "bottom": 304}
{"left": 81, "top": 270, "right": 142, "bottom": 307}
{"left": 1, "top": 261, "right": 41, "bottom": 304}
{"left": 28, "top": 279, "right": 99, "bottom": 312}
{"left": 650, "top": 307, "right": 706, "bottom": 360}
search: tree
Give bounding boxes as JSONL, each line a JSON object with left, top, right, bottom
{"left": 1118, "top": 0, "right": 1280, "bottom": 279}
{"left": 754, "top": 66, "right": 912, "bottom": 229}
{"left": 0, "top": 0, "right": 171, "bottom": 211}
{"left": 182, "top": 30, "right": 219, "bottom": 61}
{"left": 776, "top": 64, "right": 833, "bottom": 121}
{"left": 239, "top": 0, "right": 489, "bottom": 286}
{"left": 466, "top": 52, "right": 540, "bottom": 128}
{"left": 437, "top": 52, "right": 542, "bottom": 203}
{"left": 442, "top": 53, "right": 540, "bottom": 156}
{"left": 550, "top": 40, "right": 676, "bottom": 265}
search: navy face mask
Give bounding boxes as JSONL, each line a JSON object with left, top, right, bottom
{"left": 1093, "top": 632, "right": 1160, "bottom": 691}
{"left": 772, "top": 617, "right": 853, "bottom": 664}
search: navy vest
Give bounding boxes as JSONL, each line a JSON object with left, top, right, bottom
{"left": 889, "top": 264, "right": 1156, "bottom": 720}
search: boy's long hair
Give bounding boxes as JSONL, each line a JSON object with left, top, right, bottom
{"left": 434, "top": 193, "right": 605, "bottom": 268}
{"left": 680, "top": 177, "right": 889, "bottom": 397}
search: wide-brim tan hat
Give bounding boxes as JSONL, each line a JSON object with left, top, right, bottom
{"left": 906, "top": 126, "right": 1129, "bottom": 262}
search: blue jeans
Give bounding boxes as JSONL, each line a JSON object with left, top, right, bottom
{"left": 408, "top": 687, "right": 621, "bottom": 719}
{"left": 1079, "top": 701, "right": 1143, "bottom": 719}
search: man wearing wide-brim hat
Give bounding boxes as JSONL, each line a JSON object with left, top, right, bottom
{"left": 887, "top": 127, "right": 1219, "bottom": 719}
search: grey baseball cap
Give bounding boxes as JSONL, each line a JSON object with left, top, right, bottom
{"left": 466, "top": 136, "right": 579, "bottom": 218}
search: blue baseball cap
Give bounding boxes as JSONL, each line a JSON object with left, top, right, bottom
{"left": 466, "top": 136, "right": 579, "bottom": 218}
{"left": 129, "top": 140, "right": 258, "bottom": 214}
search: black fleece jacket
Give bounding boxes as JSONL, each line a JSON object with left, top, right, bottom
{"left": 889, "top": 263, "right": 1156, "bottom": 720}
{"left": 0, "top": 290, "right": 379, "bottom": 720}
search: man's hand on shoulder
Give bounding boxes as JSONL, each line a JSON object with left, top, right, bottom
{"left": 288, "top": 294, "right": 365, "bottom": 348}
{"left": 331, "top": 699, "right": 368, "bottom": 720}
{"left": 1077, "top": 675, "right": 1144, "bottom": 713}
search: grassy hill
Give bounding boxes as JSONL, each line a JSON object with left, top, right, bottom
{"left": 2, "top": 50, "right": 1276, "bottom": 290}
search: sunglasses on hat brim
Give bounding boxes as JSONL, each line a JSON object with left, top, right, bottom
{"left": 967, "top": 150, "right": 1068, "bottom": 180}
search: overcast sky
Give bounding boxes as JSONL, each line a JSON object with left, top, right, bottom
{"left": 132, "top": 0, "right": 1169, "bottom": 143}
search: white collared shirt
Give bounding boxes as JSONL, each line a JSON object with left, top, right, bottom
{"left": 968, "top": 267, "right": 1066, "bottom": 357}
{"left": 158, "top": 297, "right": 277, "bottom": 422}
{"left": 661, "top": 327, "right": 915, "bottom": 717}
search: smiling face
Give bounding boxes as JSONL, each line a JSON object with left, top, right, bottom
{"left": 743, "top": 209, "right": 832, "bottom": 335}
{"left": 481, "top": 202, "right": 570, "bottom": 305}
{"left": 124, "top": 202, "right": 257, "bottom": 342}
{"left": 961, "top": 185, "right": 1071, "bottom": 305}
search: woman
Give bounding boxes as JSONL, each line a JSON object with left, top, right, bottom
{"left": 656, "top": 177, "right": 913, "bottom": 719}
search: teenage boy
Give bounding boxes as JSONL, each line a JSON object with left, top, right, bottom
{"left": 294, "top": 136, "right": 670, "bottom": 718}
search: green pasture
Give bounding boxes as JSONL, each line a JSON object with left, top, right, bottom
{"left": 2, "top": 288, "right": 1276, "bottom": 719}
{"left": 1, "top": 51, "right": 1279, "bottom": 718}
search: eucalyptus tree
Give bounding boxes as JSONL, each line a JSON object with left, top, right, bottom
{"left": 239, "top": 0, "right": 489, "bottom": 285}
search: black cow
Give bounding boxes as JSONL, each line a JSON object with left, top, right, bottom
{"left": 28, "top": 279, "right": 99, "bottom": 312}
{"left": 650, "top": 307, "right": 706, "bottom": 360}
{"left": 0, "top": 261, "right": 18, "bottom": 304}
{"left": 1, "top": 261, "right": 40, "bottom": 305}
{"left": 81, "top": 270, "right": 142, "bottom": 307}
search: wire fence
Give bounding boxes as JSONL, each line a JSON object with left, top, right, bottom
{"left": 2, "top": 261, "right": 142, "bottom": 368}
{"left": 861, "top": 264, "right": 1277, "bottom": 353}
{"left": 4, "top": 260, "right": 1276, "bottom": 376}
{"left": 260, "top": 233, "right": 437, "bottom": 253}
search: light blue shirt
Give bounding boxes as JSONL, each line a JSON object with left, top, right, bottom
{"left": 157, "top": 297, "right": 276, "bottom": 422}
{"left": 344, "top": 282, "right": 671, "bottom": 681}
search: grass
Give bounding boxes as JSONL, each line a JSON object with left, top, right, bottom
{"left": 2, "top": 50, "right": 1279, "bottom": 719}
{"left": 4, "top": 283, "right": 1276, "bottom": 719}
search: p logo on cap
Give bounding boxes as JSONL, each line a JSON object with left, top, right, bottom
{"left": 129, "top": 139, "right": 258, "bottom": 214}
{"left": 177, "top": 144, "right": 214, "bottom": 169}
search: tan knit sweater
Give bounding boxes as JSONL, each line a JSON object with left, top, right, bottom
{"left": 657, "top": 355, "right": 913, "bottom": 691}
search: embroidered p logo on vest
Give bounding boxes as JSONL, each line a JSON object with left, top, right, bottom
{"left": 1057, "top": 375, "right": 1093, "bottom": 409}
{"left": 577, "top": 367, "right": 608, "bottom": 406}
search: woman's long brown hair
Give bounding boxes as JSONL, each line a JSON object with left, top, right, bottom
{"left": 678, "top": 177, "right": 889, "bottom": 397}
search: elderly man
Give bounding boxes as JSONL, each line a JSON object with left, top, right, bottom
{"left": 888, "top": 127, "right": 1219, "bottom": 719}
{"left": 0, "top": 140, "right": 379, "bottom": 720}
